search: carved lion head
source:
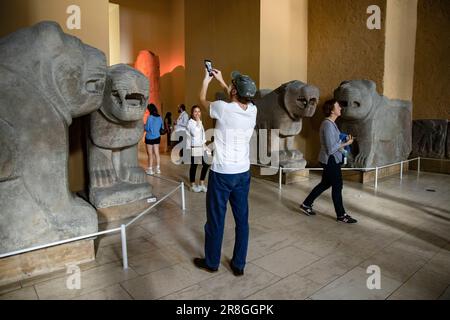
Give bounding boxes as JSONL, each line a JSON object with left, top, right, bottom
{"left": 276, "top": 80, "right": 320, "bottom": 121}
{"left": 101, "top": 64, "right": 149, "bottom": 122}
{"left": 334, "top": 80, "right": 379, "bottom": 120}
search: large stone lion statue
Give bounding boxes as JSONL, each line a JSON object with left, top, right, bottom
{"left": 88, "top": 64, "right": 152, "bottom": 208}
{"left": 254, "top": 80, "right": 320, "bottom": 169}
{"left": 0, "top": 22, "right": 107, "bottom": 253}
{"left": 334, "top": 80, "right": 412, "bottom": 168}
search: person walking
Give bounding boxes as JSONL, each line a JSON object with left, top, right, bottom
{"left": 299, "top": 99, "right": 357, "bottom": 223}
{"left": 144, "top": 104, "right": 163, "bottom": 175}
{"left": 188, "top": 105, "right": 210, "bottom": 193}
{"left": 194, "top": 67, "right": 257, "bottom": 276}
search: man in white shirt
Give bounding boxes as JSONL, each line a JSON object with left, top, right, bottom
{"left": 174, "top": 104, "right": 189, "bottom": 132}
{"left": 173, "top": 104, "right": 189, "bottom": 163}
{"left": 194, "top": 67, "right": 257, "bottom": 276}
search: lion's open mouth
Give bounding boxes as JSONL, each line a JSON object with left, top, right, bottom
{"left": 111, "top": 90, "right": 146, "bottom": 108}
{"left": 125, "top": 93, "right": 145, "bottom": 107}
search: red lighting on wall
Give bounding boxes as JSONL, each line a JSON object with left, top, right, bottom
{"left": 134, "top": 50, "right": 161, "bottom": 123}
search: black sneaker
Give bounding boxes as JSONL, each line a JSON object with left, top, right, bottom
{"left": 193, "top": 258, "right": 218, "bottom": 273}
{"left": 229, "top": 260, "right": 244, "bottom": 277}
{"left": 300, "top": 203, "right": 316, "bottom": 216}
{"left": 337, "top": 214, "right": 357, "bottom": 224}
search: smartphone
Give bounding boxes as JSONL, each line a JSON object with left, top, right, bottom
{"left": 204, "top": 59, "right": 213, "bottom": 76}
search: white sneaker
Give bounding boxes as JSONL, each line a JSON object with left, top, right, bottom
{"left": 191, "top": 184, "right": 201, "bottom": 193}
{"left": 156, "top": 166, "right": 161, "bottom": 174}
{"left": 145, "top": 168, "right": 154, "bottom": 175}
{"left": 199, "top": 185, "right": 207, "bottom": 193}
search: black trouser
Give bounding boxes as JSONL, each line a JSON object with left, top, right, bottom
{"left": 303, "top": 156, "right": 346, "bottom": 217}
{"left": 179, "top": 136, "right": 184, "bottom": 158}
{"left": 190, "top": 156, "right": 210, "bottom": 183}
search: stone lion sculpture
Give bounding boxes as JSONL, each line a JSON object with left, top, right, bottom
{"left": 88, "top": 64, "right": 152, "bottom": 208}
{"left": 0, "top": 22, "right": 107, "bottom": 253}
{"left": 254, "top": 80, "right": 319, "bottom": 169}
{"left": 334, "top": 80, "right": 412, "bottom": 168}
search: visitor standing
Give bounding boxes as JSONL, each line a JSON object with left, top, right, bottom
{"left": 174, "top": 104, "right": 189, "bottom": 163}
{"left": 144, "top": 104, "right": 163, "bottom": 175}
{"left": 194, "top": 67, "right": 257, "bottom": 276}
{"left": 187, "top": 105, "right": 210, "bottom": 193}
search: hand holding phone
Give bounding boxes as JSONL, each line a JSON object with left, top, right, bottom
{"left": 204, "top": 59, "right": 213, "bottom": 77}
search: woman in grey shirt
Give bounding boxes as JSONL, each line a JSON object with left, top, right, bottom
{"left": 300, "top": 99, "right": 357, "bottom": 223}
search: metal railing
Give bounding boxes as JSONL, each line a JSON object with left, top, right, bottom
{"left": 253, "top": 157, "right": 435, "bottom": 190}
{"left": 0, "top": 175, "right": 186, "bottom": 271}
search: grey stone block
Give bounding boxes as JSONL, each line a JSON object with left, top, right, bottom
{"left": 447, "top": 121, "right": 450, "bottom": 159}
{"left": 0, "top": 22, "right": 106, "bottom": 253}
{"left": 411, "top": 119, "right": 448, "bottom": 159}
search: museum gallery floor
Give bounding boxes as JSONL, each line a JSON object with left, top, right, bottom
{"left": 1, "top": 148, "right": 449, "bottom": 300}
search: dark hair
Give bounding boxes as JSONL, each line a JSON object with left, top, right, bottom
{"left": 179, "top": 104, "right": 186, "bottom": 111}
{"left": 322, "top": 99, "right": 339, "bottom": 117}
{"left": 164, "top": 112, "right": 172, "bottom": 125}
{"left": 190, "top": 105, "right": 201, "bottom": 120}
{"left": 147, "top": 103, "right": 160, "bottom": 117}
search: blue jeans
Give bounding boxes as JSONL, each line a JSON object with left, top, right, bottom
{"left": 205, "top": 170, "right": 251, "bottom": 270}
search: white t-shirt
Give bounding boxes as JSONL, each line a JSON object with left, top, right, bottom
{"left": 175, "top": 111, "right": 189, "bottom": 132}
{"left": 210, "top": 100, "right": 257, "bottom": 174}
{"left": 187, "top": 118, "right": 206, "bottom": 148}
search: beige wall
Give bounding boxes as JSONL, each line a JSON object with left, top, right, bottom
{"left": 306, "top": 0, "right": 387, "bottom": 165}
{"left": 112, "top": 0, "right": 185, "bottom": 119}
{"left": 384, "top": 0, "right": 418, "bottom": 101}
{"left": 184, "top": 0, "right": 260, "bottom": 129}
{"left": 260, "top": 0, "right": 308, "bottom": 87}
{"left": 413, "top": 0, "right": 450, "bottom": 120}
{"left": 260, "top": 0, "right": 309, "bottom": 154}
{"left": 109, "top": 3, "right": 121, "bottom": 66}
{"left": 0, "top": 0, "right": 109, "bottom": 60}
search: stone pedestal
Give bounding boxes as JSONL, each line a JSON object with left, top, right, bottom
{"left": 409, "top": 158, "right": 450, "bottom": 175}
{"left": 97, "top": 198, "right": 152, "bottom": 223}
{"left": 0, "top": 240, "right": 95, "bottom": 287}
{"left": 251, "top": 165, "right": 309, "bottom": 185}
{"left": 342, "top": 163, "right": 409, "bottom": 184}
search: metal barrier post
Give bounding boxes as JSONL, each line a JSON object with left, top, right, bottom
{"left": 400, "top": 161, "right": 403, "bottom": 181}
{"left": 417, "top": 157, "right": 421, "bottom": 176}
{"left": 374, "top": 167, "right": 379, "bottom": 190}
{"left": 279, "top": 167, "right": 283, "bottom": 190}
{"left": 181, "top": 182, "right": 186, "bottom": 211}
{"left": 121, "top": 224, "right": 128, "bottom": 270}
